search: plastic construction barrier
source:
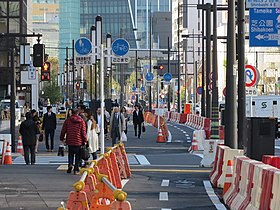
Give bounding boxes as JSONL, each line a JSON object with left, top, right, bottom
{"left": 209, "top": 145, "right": 243, "bottom": 188}
{"left": 60, "top": 143, "right": 132, "bottom": 210}
{"left": 223, "top": 155, "right": 280, "bottom": 210}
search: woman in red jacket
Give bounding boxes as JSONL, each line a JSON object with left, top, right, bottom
{"left": 60, "top": 109, "right": 87, "bottom": 175}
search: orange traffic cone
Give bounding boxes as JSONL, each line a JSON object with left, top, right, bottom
{"left": 191, "top": 133, "right": 198, "bottom": 151}
{"left": 16, "top": 135, "right": 24, "bottom": 155}
{"left": 222, "top": 160, "right": 233, "bottom": 196}
{"left": 4, "top": 143, "right": 13, "bottom": 165}
{"left": 157, "top": 129, "right": 165, "bottom": 143}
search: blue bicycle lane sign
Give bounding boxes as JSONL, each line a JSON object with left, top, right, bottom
{"left": 112, "top": 38, "right": 130, "bottom": 56}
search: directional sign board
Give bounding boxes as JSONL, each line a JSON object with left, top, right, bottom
{"left": 246, "top": 0, "right": 280, "bottom": 8}
{"left": 75, "top": 38, "right": 92, "bottom": 55}
{"left": 245, "top": 64, "right": 259, "bottom": 87}
{"left": 112, "top": 38, "right": 130, "bottom": 56}
{"left": 249, "top": 8, "right": 280, "bottom": 47}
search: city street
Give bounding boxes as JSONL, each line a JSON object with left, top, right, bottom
{"left": 0, "top": 120, "right": 225, "bottom": 210}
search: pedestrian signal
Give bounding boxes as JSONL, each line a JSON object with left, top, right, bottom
{"left": 41, "top": 61, "right": 51, "bottom": 81}
{"left": 76, "top": 82, "right": 81, "bottom": 90}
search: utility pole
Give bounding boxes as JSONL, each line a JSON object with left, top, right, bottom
{"left": 177, "top": 1, "right": 181, "bottom": 113}
{"left": 210, "top": 0, "right": 220, "bottom": 139}
{"left": 65, "top": 47, "right": 69, "bottom": 100}
{"left": 225, "top": 0, "right": 237, "bottom": 148}
{"left": 167, "top": 36, "right": 171, "bottom": 111}
{"left": 205, "top": 3, "right": 212, "bottom": 119}
{"left": 192, "top": 29, "right": 196, "bottom": 113}
{"left": 90, "top": 26, "right": 96, "bottom": 101}
{"left": 72, "top": 39, "right": 75, "bottom": 108}
{"left": 148, "top": 0, "right": 152, "bottom": 112}
{"left": 237, "top": 0, "right": 246, "bottom": 149}
{"left": 135, "top": 50, "right": 138, "bottom": 104}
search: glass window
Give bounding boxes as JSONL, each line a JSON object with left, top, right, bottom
{"left": 0, "top": 18, "right": 7, "bottom": 33}
{"left": 9, "top": 2, "right": 20, "bottom": 16}
{"left": 0, "top": 2, "right": 7, "bottom": 16}
{"left": 9, "top": 18, "right": 20, "bottom": 33}
{"left": 0, "top": 52, "right": 8, "bottom": 67}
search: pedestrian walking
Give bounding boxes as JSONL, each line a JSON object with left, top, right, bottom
{"left": 133, "top": 104, "right": 144, "bottom": 139}
{"left": 66, "top": 108, "right": 73, "bottom": 119}
{"left": 121, "top": 106, "right": 129, "bottom": 134}
{"left": 110, "top": 105, "right": 126, "bottom": 146}
{"left": 19, "top": 112, "right": 40, "bottom": 165}
{"left": 42, "top": 106, "right": 57, "bottom": 152}
{"left": 85, "top": 109, "right": 99, "bottom": 160}
{"left": 31, "top": 109, "right": 42, "bottom": 153}
{"left": 94, "top": 107, "right": 108, "bottom": 136}
{"left": 60, "top": 108, "right": 87, "bottom": 175}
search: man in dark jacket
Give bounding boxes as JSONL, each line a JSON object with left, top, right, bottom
{"left": 42, "top": 106, "right": 57, "bottom": 152}
{"left": 133, "top": 104, "right": 144, "bottom": 138}
{"left": 60, "top": 108, "right": 87, "bottom": 174}
{"left": 19, "top": 112, "right": 40, "bottom": 165}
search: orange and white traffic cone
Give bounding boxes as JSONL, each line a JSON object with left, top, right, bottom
{"left": 16, "top": 135, "right": 24, "bottom": 155}
{"left": 222, "top": 160, "right": 233, "bottom": 196}
{"left": 4, "top": 143, "right": 13, "bottom": 165}
{"left": 157, "top": 128, "right": 165, "bottom": 143}
{"left": 191, "top": 133, "right": 198, "bottom": 151}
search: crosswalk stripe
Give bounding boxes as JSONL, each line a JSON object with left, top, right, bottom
{"left": 135, "top": 155, "right": 151, "bottom": 165}
{"left": 161, "top": 179, "right": 170, "bottom": 187}
{"left": 159, "top": 192, "right": 168, "bottom": 201}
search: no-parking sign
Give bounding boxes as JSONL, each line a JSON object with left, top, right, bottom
{"left": 245, "top": 64, "right": 259, "bottom": 87}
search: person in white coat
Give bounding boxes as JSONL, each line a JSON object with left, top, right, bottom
{"left": 85, "top": 109, "right": 99, "bottom": 160}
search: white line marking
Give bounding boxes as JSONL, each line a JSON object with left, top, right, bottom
{"left": 161, "top": 209, "right": 172, "bottom": 210}
{"left": 161, "top": 179, "right": 170, "bottom": 187}
{"left": 121, "top": 179, "right": 129, "bottom": 188}
{"left": 135, "top": 155, "right": 151, "bottom": 165}
{"left": 194, "top": 154, "right": 204, "bottom": 158}
{"left": 187, "top": 140, "right": 191, "bottom": 143}
{"left": 203, "top": 180, "right": 227, "bottom": 210}
{"left": 183, "top": 131, "right": 187, "bottom": 134}
{"left": 159, "top": 192, "right": 168, "bottom": 201}
{"left": 187, "top": 137, "right": 191, "bottom": 139}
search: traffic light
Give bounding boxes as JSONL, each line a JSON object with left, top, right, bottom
{"left": 33, "top": 44, "right": 45, "bottom": 67}
{"left": 41, "top": 61, "right": 51, "bottom": 81}
{"left": 153, "top": 65, "right": 164, "bottom": 70}
{"left": 76, "top": 82, "right": 81, "bottom": 90}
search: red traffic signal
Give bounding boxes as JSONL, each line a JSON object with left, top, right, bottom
{"left": 41, "top": 61, "right": 51, "bottom": 81}
{"left": 159, "top": 65, "right": 164, "bottom": 70}
{"left": 76, "top": 82, "right": 81, "bottom": 90}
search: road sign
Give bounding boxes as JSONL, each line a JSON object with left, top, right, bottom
{"left": 112, "top": 38, "right": 130, "bottom": 56}
{"left": 223, "top": 87, "right": 226, "bottom": 97}
{"left": 246, "top": 0, "right": 280, "bottom": 8}
{"left": 163, "top": 73, "right": 172, "bottom": 82}
{"left": 131, "top": 95, "right": 136, "bottom": 101}
{"left": 28, "top": 64, "right": 36, "bottom": 80}
{"left": 145, "top": 72, "right": 154, "bottom": 81}
{"left": 75, "top": 38, "right": 92, "bottom": 55}
{"left": 249, "top": 8, "right": 280, "bottom": 47}
{"left": 75, "top": 56, "right": 92, "bottom": 65}
{"left": 140, "top": 86, "right": 145, "bottom": 92}
{"left": 197, "top": 86, "right": 203, "bottom": 95}
{"left": 245, "top": 64, "right": 259, "bottom": 87}
{"left": 112, "top": 56, "right": 130, "bottom": 63}
{"left": 246, "top": 87, "right": 258, "bottom": 96}
{"left": 132, "top": 86, "right": 136, "bottom": 92}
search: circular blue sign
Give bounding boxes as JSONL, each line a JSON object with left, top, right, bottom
{"left": 145, "top": 72, "right": 154, "bottom": 81}
{"left": 132, "top": 86, "right": 136, "bottom": 92}
{"left": 75, "top": 38, "right": 92, "bottom": 55}
{"left": 140, "top": 86, "right": 145, "bottom": 92}
{"left": 131, "top": 95, "right": 136, "bottom": 100}
{"left": 112, "top": 38, "right": 130, "bottom": 56}
{"left": 197, "top": 86, "right": 203, "bottom": 95}
{"left": 163, "top": 73, "right": 172, "bottom": 82}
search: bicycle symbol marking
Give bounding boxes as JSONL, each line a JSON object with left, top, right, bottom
{"left": 113, "top": 43, "right": 128, "bottom": 53}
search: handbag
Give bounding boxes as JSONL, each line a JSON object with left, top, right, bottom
{"left": 38, "top": 133, "right": 44, "bottom": 142}
{"left": 121, "top": 131, "right": 127, "bottom": 142}
{"left": 57, "top": 144, "right": 65, "bottom": 156}
{"left": 142, "top": 124, "right": 146, "bottom": 132}
{"left": 80, "top": 145, "right": 90, "bottom": 160}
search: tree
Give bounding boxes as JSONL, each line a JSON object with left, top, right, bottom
{"left": 40, "top": 73, "right": 62, "bottom": 104}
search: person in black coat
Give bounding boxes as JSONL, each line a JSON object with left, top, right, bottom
{"left": 19, "top": 112, "right": 40, "bottom": 165}
{"left": 42, "top": 106, "right": 57, "bottom": 152}
{"left": 133, "top": 104, "right": 144, "bottom": 138}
